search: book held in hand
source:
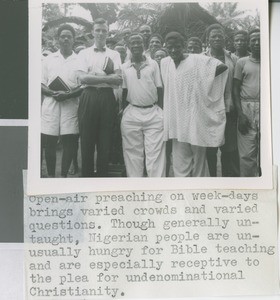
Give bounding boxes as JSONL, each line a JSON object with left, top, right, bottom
{"left": 102, "top": 56, "right": 114, "bottom": 75}
{"left": 48, "top": 76, "right": 70, "bottom": 92}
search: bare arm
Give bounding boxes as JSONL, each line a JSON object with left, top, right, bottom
{"left": 41, "top": 83, "right": 57, "bottom": 97}
{"left": 233, "top": 78, "right": 250, "bottom": 134}
{"left": 77, "top": 69, "right": 122, "bottom": 86}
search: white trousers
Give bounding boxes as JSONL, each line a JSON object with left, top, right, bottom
{"left": 172, "top": 140, "right": 209, "bottom": 177}
{"left": 121, "top": 105, "right": 166, "bottom": 177}
{"left": 237, "top": 101, "right": 260, "bottom": 177}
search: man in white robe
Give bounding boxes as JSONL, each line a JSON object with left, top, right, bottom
{"left": 161, "top": 32, "right": 228, "bottom": 177}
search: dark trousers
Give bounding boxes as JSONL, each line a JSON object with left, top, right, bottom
{"left": 41, "top": 134, "right": 58, "bottom": 177}
{"left": 61, "top": 134, "right": 79, "bottom": 177}
{"left": 41, "top": 133, "right": 79, "bottom": 177}
{"left": 78, "top": 87, "right": 116, "bottom": 177}
{"left": 207, "top": 111, "right": 240, "bottom": 177}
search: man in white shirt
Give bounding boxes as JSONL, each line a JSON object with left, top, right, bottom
{"left": 121, "top": 33, "right": 165, "bottom": 177}
{"left": 41, "top": 24, "right": 81, "bottom": 178}
{"left": 76, "top": 18, "right": 122, "bottom": 177}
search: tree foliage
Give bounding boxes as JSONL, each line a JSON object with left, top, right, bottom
{"left": 42, "top": 3, "right": 63, "bottom": 24}
{"left": 78, "top": 3, "right": 118, "bottom": 24}
{"left": 118, "top": 3, "right": 170, "bottom": 31}
{"left": 205, "top": 3, "right": 249, "bottom": 30}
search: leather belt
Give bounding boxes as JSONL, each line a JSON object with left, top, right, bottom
{"left": 131, "top": 103, "right": 155, "bottom": 108}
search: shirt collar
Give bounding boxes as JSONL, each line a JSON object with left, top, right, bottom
{"left": 53, "top": 50, "right": 77, "bottom": 59}
{"left": 92, "top": 44, "right": 107, "bottom": 52}
{"left": 129, "top": 55, "right": 149, "bottom": 67}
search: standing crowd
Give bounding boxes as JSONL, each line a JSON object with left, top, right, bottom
{"left": 41, "top": 18, "right": 260, "bottom": 178}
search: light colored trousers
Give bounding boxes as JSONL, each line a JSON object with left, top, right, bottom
{"left": 237, "top": 101, "right": 260, "bottom": 177}
{"left": 172, "top": 140, "right": 209, "bottom": 177}
{"left": 121, "top": 105, "right": 166, "bottom": 177}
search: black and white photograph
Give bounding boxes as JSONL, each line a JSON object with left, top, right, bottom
{"left": 28, "top": 0, "right": 272, "bottom": 194}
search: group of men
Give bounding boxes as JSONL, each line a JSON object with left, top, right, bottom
{"left": 41, "top": 18, "right": 260, "bottom": 178}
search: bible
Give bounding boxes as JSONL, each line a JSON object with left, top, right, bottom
{"left": 102, "top": 56, "right": 114, "bottom": 75}
{"left": 48, "top": 76, "right": 70, "bottom": 92}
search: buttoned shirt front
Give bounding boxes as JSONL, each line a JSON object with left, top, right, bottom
{"left": 122, "top": 57, "right": 162, "bottom": 106}
{"left": 77, "top": 44, "right": 121, "bottom": 88}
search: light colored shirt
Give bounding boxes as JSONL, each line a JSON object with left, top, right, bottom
{"left": 161, "top": 54, "right": 228, "bottom": 147}
{"left": 77, "top": 44, "right": 121, "bottom": 88}
{"left": 42, "top": 50, "right": 79, "bottom": 89}
{"left": 41, "top": 50, "right": 79, "bottom": 135}
{"left": 204, "top": 49, "right": 237, "bottom": 112}
{"left": 122, "top": 57, "right": 162, "bottom": 106}
{"left": 234, "top": 56, "right": 260, "bottom": 101}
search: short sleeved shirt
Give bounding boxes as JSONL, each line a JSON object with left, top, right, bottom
{"left": 234, "top": 56, "right": 260, "bottom": 101}
{"left": 42, "top": 50, "right": 79, "bottom": 89}
{"left": 122, "top": 57, "right": 162, "bottom": 106}
{"left": 41, "top": 50, "right": 80, "bottom": 136}
{"left": 77, "top": 45, "right": 121, "bottom": 88}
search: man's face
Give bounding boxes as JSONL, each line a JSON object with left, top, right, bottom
{"left": 122, "top": 28, "right": 131, "bottom": 43}
{"left": 165, "top": 38, "right": 184, "bottom": 63}
{"left": 58, "top": 29, "right": 74, "bottom": 50}
{"left": 139, "top": 25, "right": 152, "bottom": 42}
{"left": 149, "top": 37, "right": 162, "bottom": 53}
{"left": 92, "top": 23, "right": 108, "bottom": 44}
{"left": 114, "top": 46, "right": 126, "bottom": 63}
{"left": 154, "top": 50, "right": 167, "bottom": 65}
{"left": 129, "top": 35, "right": 144, "bottom": 57}
{"left": 186, "top": 41, "right": 202, "bottom": 54}
{"left": 208, "top": 29, "right": 225, "bottom": 50}
{"left": 234, "top": 34, "right": 248, "bottom": 52}
{"left": 249, "top": 32, "right": 260, "bottom": 56}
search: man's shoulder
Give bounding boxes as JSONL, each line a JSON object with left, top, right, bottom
{"left": 146, "top": 57, "right": 158, "bottom": 67}
{"left": 106, "top": 47, "right": 120, "bottom": 57}
{"left": 43, "top": 51, "right": 60, "bottom": 65}
{"left": 161, "top": 56, "right": 171, "bottom": 65}
{"left": 236, "top": 56, "right": 250, "bottom": 66}
{"left": 121, "top": 60, "right": 131, "bottom": 70}
{"left": 78, "top": 46, "right": 92, "bottom": 57}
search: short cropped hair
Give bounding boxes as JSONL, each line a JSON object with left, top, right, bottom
{"left": 149, "top": 33, "right": 163, "bottom": 44}
{"left": 128, "top": 32, "right": 144, "bottom": 43}
{"left": 249, "top": 28, "right": 260, "bottom": 37}
{"left": 93, "top": 18, "right": 108, "bottom": 27}
{"left": 187, "top": 37, "right": 202, "bottom": 48}
{"left": 57, "top": 24, "right": 75, "bottom": 38}
{"left": 205, "top": 24, "right": 224, "bottom": 40}
{"left": 165, "top": 31, "right": 185, "bottom": 45}
{"left": 234, "top": 30, "right": 248, "bottom": 39}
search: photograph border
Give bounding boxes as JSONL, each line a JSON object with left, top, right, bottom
{"left": 28, "top": 0, "right": 272, "bottom": 195}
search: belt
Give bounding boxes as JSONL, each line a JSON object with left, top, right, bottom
{"left": 131, "top": 103, "right": 156, "bottom": 108}
{"left": 85, "top": 86, "right": 112, "bottom": 91}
